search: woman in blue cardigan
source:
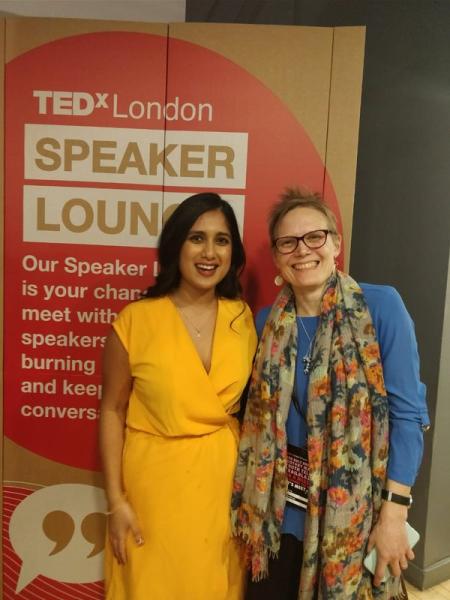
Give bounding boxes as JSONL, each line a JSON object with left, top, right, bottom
{"left": 232, "top": 188, "right": 429, "bottom": 599}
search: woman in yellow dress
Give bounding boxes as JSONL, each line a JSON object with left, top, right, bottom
{"left": 100, "top": 192, "right": 257, "bottom": 599}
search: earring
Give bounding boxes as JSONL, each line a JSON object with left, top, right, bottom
{"left": 274, "top": 274, "right": 284, "bottom": 287}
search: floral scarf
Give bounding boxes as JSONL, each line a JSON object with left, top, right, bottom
{"left": 231, "top": 271, "right": 399, "bottom": 598}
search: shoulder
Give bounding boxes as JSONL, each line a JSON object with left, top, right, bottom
{"left": 360, "top": 283, "right": 409, "bottom": 318}
{"left": 221, "top": 297, "right": 254, "bottom": 322}
{"left": 113, "top": 297, "right": 170, "bottom": 349}
{"left": 255, "top": 305, "right": 272, "bottom": 336}
{"left": 115, "top": 296, "right": 169, "bottom": 324}
{"left": 221, "top": 297, "right": 249, "bottom": 314}
{"left": 360, "top": 282, "right": 402, "bottom": 303}
{"left": 220, "top": 299, "right": 256, "bottom": 342}
{"left": 111, "top": 298, "right": 162, "bottom": 357}
{"left": 359, "top": 283, "right": 415, "bottom": 346}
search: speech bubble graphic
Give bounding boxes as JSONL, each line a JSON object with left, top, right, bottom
{"left": 9, "top": 483, "right": 107, "bottom": 592}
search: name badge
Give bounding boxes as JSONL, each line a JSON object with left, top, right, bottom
{"left": 286, "top": 444, "right": 309, "bottom": 511}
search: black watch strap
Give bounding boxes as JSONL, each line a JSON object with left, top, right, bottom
{"left": 381, "top": 489, "right": 413, "bottom": 507}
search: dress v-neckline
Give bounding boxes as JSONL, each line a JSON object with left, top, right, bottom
{"left": 169, "top": 296, "right": 220, "bottom": 375}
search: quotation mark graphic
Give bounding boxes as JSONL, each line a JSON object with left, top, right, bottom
{"left": 9, "top": 484, "right": 107, "bottom": 592}
{"left": 42, "top": 509, "right": 107, "bottom": 559}
{"left": 42, "top": 510, "right": 76, "bottom": 556}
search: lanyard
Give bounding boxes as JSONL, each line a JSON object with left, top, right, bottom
{"left": 291, "top": 364, "right": 307, "bottom": 423}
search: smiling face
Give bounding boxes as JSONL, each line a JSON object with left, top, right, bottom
{"left": 178, "top": 209, "right": 232, "bottom": 295}
{"left": 272, "top": 206, "right": 341, "bottom": 296}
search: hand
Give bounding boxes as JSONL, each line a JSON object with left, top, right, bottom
{"left": 108, "top": 500, "right": 144, "bottom": 565}
{"left": 367, "top": 501, "right": 414, "bottom": 586}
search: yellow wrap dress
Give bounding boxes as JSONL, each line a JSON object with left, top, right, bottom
{"left": 104, "top": 296, "right": 257, "bottom": 600}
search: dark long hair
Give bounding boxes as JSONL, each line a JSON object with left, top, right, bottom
{"left": 142, "top": 193, "right": 245, "bottom": 299}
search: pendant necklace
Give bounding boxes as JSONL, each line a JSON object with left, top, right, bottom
{"left": 298, "top": 316, "right": 316, "bottom": 374}
{"left": 177, "top": 306, "right": 202, "bottom": 337}
{"left": 174, "top": 300, "right": 216, "bottom": 338}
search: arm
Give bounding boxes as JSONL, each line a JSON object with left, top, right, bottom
{"left": 365, "top": 286, "right": 428, "bottom": 585}
{"left": 99, "top": 329, "right": 144, "bottom": 564}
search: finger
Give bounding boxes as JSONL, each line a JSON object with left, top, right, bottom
{"left": 374, "top": 561, "right": 387, "bottom": 587}
{"left": 112, "top": 541, "right": 123, "bottom": 565}
{"left": 117, "top": 549, "right": 124, "bottom": 565}
{"left": 389, "top": 560, "right": 402, "bottom": 579}
{"left": 129, "top": 514, "right": 144, "bottom": 546}
{"left": 407, "top": 548, "right": 415, "bottom": 560}
{"left": 113, "top": 538, "right": 124, "bottom": 565}
{"left": 366, "top": 532, "right": 376, "bottom": 554}
{"left": 117, "top": 537, "right": 127, "bottom": 565}
{"left": 130, "top": 523, "right": 144, "bottom": 546}
{"left": 400, "top": 557, "right": 409, "bottom": 570}
{"left": 111, "top": 531, "right": 127, "bottom": 565}
{"left": 109, "top": 535, "right": 122, "bottom": 565}
{"left": 373, "top": 574, "right": 382, "bottom": 587}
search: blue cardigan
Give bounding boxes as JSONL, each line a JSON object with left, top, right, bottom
{"left": 255, "top": 283, "right": 429, "bottom": 540}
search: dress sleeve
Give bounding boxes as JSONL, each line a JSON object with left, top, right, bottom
{"left": 369, "top": 286, "right": 430, "bottom": 486}
{"left": 111, "top": 302, "right": 133, "bottom": 353}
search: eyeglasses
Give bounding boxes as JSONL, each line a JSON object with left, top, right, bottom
{"left": 273, "top": 229, "right": 334, "bottom": 254}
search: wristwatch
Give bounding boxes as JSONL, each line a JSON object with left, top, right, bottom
{"left": 381, "top": 489, "right": 413, "bottom": 507}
